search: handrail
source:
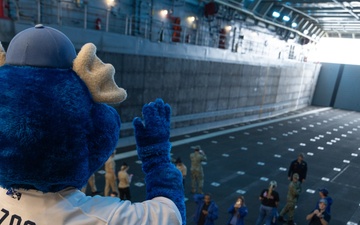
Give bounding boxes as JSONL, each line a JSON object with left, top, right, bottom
{"left": 3, "top": 0, "right": 310, "bottom": 62}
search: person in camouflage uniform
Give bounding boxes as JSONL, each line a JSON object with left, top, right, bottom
{"left": 278, "top": 173, "right": 301, "bottom": 225}
{"left": 190, "top": 145, "right": 207, "bottom": 194}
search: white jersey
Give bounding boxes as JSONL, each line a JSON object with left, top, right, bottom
{"left": 0, "top": 187, "right": 182, "bottom": 225}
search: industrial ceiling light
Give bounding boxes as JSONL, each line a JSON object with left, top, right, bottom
{"left": 282, "top": 15, "right": 290, "bottom": 21}
{"left": 304, "top": 29, "right": 309, "bottom": 35}
{"left": 160, "top": 9, "right": 168, "bottom": 18}
{"left": 106, "top": 0, "right": 114, "bottom": 7}
{"left": 225, "top": 25, "right": 232, "bottom": 32}
{"left": 291, "top": 22, "right": 297, "bottom": 28}
{"left": 272, "top": 11, "right": 280, "bottom": 18}
{"left": 187, "top": 16, "right": 196, "bottom": 23}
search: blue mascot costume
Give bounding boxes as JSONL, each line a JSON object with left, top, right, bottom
{"left": 0, "top": 24, "right": 185, "bottom": 225}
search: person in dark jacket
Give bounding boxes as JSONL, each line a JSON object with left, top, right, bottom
{"left": 227, "top": 196, "right": 248, "bottom": 225}
{"left": 288, "top": 153, "right": 308, "bottom": 183}
{"left": 193, "top": 193, "right": 218, "bottom": 225}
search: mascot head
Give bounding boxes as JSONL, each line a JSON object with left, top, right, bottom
{"left": 0, "top": 24, "right": 127, "bottom": 192}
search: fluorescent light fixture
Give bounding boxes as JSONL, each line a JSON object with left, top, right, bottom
{"left": 106, "top": 0, "right": 114, "bottom": 7}
{"left": 225, "top": 25, "right": 232, "bottom": 32}
{"left": 187, "top": 16, "right": 195, "bottom": 23}
{"left": 291, "top": 22, "right": 297, "bottom": 28}
{"left": 160, "top": 9, "right": 168, "bottom": 18}
{"left": 272, "top": 11, "right": 280, "bottom": 18}
{"left": 282, "top": 15, "right": 290, "bottom": 21}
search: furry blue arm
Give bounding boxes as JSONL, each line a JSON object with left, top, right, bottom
{"left": 133, "top": 98, "right": 186, "bottom": 224}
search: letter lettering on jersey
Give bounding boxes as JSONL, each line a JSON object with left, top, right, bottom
{"left": 24, "top": 221, "right": 36, "bottom": 225}
{"left": 9, "top": 214, "right": 21, "bottom": 225}
{"left": 0, "top": 208, "right": 9, "bottom": 223}
{"left": 0, "top": 209, "right": 36, "bottom": 225}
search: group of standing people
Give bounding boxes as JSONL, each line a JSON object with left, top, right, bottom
{"left": 190, "top": 145, "right": 248, "bottom": 225}
{"left": 191, "top": 151, "right": 332, "bottom": 225}
{"left": 256, "top": 153, "right": 332, "bottom": 225}
{"left": 83, "top": 146, "right": 333, "bottom": 225}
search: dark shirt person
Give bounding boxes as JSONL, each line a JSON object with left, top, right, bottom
{"left": 288, "top": 153, "right": 307, "bottom": 183}
{"left": 306, "top": 199, "right": 331, "bottom": 225}
{"left": 255, "top": 180, "right": 280, "bottom": 225}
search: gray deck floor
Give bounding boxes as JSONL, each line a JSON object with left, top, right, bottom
{"left": 86, "top": 107, "right": 360, "bottom": 225}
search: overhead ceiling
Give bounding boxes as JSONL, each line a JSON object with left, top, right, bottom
{"left": 213, "top": 0, "right": 360, "bottom": 40}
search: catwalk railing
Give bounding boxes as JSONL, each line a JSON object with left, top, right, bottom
{"left": 5, "top": 0, "right": 306, "bottom": 61}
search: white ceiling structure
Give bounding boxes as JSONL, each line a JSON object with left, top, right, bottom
{"left": 214, "top": 0, "right": 360, "bottom": 40}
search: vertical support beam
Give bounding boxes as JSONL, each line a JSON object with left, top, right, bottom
{"left": 57, "top": 0, "right": 60, "bottom": 25}
{"left": 37, "top": 0, "right": 41, "bottom": 24}
{"left": 262, "top": 3, "right": 273, "bottom": 18}
{"left": 330, "top": 64, "right": 344, "bottom": 107}
{"left": 84, "top": 3, "right": 87, "bottom": 29}
{"left": 106, "top": 8, "right": 110, "bottom": 32}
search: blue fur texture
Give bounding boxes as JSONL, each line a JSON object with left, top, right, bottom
{"left": 133, "top": 99, "right": 186, "bottom": 224}
{"left": 0, "top": 65, "right": 120, "bottom": 192}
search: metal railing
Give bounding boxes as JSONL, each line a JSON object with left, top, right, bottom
{"left": 5, "top": 0, "right": 308, "bottom": 61}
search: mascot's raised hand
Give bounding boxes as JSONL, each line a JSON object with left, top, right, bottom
{"left": 133, "top": 98, "right": 186, "bottom": 224}
{"left": 0, "top": 25, "right": 183, "bottom": 225}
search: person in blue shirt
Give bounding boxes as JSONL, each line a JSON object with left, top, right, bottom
{"left": 314, "top": 188, "right": 333, "bottom": 214}
{"left": 193, "top": 193, "right": 218, "bottom": 225}
{"left": 227, "top": 196, "right": 248, "bottom": 225}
